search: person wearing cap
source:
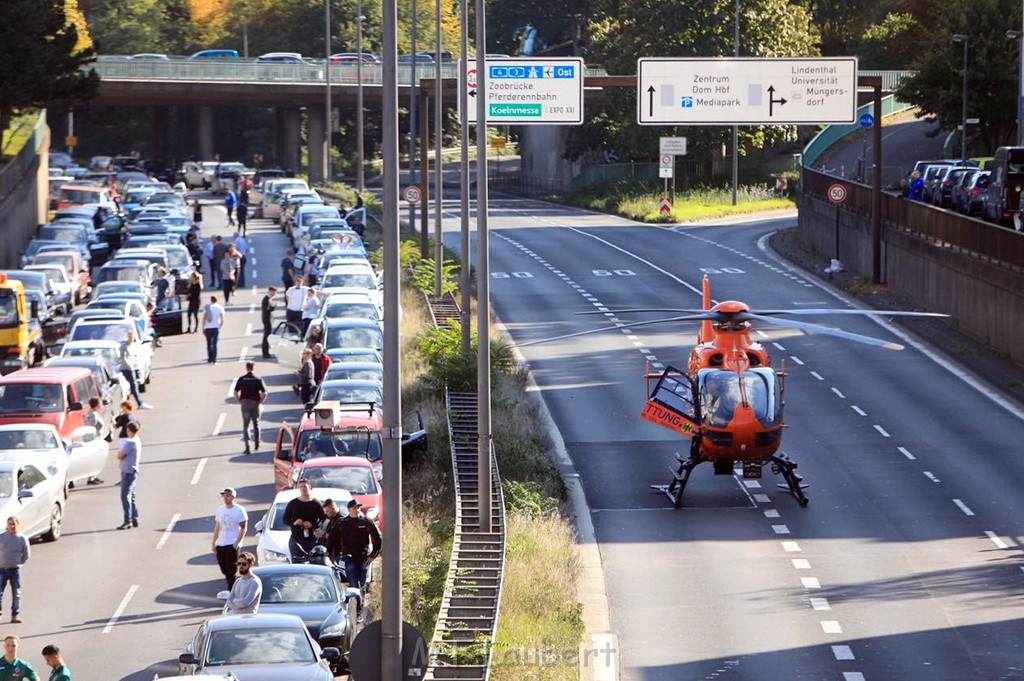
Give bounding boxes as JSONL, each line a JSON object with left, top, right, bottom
{"left": 212, "top": 488, "right": 248, "bottom": 589}
{"left": 282, "top": 479, "right": 325, "bottom": 562}
{"left": 336, "top": 499, "right": 382, "bottom": 598}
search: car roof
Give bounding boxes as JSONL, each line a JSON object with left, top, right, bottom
{"left": 0, "top": 423, "right": 60, "bottom": 433}
{"left": 205, "top": 613, "right": 309, "bottom": 631}
{"left": 0, "top": 366, "right": 92, "bottom": 383}
{"left": 322, "top": 318, "right": 381, "bottom": 329}
{"left": 251, "top": 563, "right": 336, "bottom": 577}
{"left": 298, "top": 408, "right": 381, "bottom": 430}
{"left": 62, "top": 339, "right": 122, "bottom": 348}
{"left": 271, "top": 486, "right": 352, "bottom": 504}
{"left": 299, "top": 455, "right": 375, "bottom": 469}
{"left": 74, "top": 319, "right": 134, "bottom": 328}
{"left": 326, "top": 361, "right": 383, "bottom": 371}
{"left": 320, "top": 379, "right": 381, "bottom": 390}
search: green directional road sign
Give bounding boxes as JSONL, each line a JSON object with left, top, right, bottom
{"left": 461, "top": 58, "right": 584, "bottom": 125}
{"left": 489, "top": 103, "right": 542, "bottom": 117}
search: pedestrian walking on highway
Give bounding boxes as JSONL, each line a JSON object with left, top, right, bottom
{"left": 284, "top": 276, "right": 309, "bottom": 332}
{"left": 211, "top": 236, "right": 229, "bottom": 288}
{"left": 41, "top": 643, "right": 70, "bottom": 679}
{"left": 41, "top": 644, "right": 70, "bottom": 681}
{"left": 337, "top": 499, "right": 381, "bottom": 612}
{"left": 261, "top": 287, "right": 277, "bottom": 358}
{"left": 118, "top": 347, "right": 151, "bottom": 410}
{"left": 282, "top": 479, "right": 325, "bottom": 562}
{"left": 233, "top": 362, "right": 267, "bottom": 454}
{"left": 0, "top": 636, "right": 36, "bottom": 679}
{"left": 212, "top": 488, "right": 248, "bottom": 589}
{"left": 224, "top": 552, "right": 262, "bottom": 615}
{"left": 236, "top": 200, "right": 248, "bottom": 236}
{"left": 186, "top": 272, "right": 203, "bottom": 333}
{"left": 233, "top": 233, "right": 249, "bottom": 287}
{"left": 202, "top": 295, "right": 226, "bottom": 363}
{"left": 297, "top": 348, "right": 315, "bottom": 404}
{"left": 224, "top": 189, "right": 237, "bottom": 226}
{"left": 281, "top": 249, "right": 296, "bottom": 290}
{"left": 0, "top": 519, "right": 29, "bottom": 624}
{"left": 220, "top": 249, "right": 239, "bottom": 304}
{"left": 116, "top": 421, "right": 141, "bottom": 530}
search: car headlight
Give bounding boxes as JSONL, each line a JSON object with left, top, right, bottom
{"left": 263, "top": 549, "right": 289, "bottom": 563}
{"left": 319, "top": 618, "right": 349, "bottom": 639}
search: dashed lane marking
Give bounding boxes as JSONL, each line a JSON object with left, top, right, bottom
{"left": 772, "top": 524, "right": 791, "bottom": 535}
{"left": 851, "top": 406, "right": 867, "bottom": 416}
{"left": 801, "top": 577, "right": 821, "bottom": 589}
{"left": 102, "top": 585, "right": 140, "bottom": 634}
{"left": 792, "top": 559, "right": 811, "bottom": 569}
{"left": 810, "top": 371, "right": 824, "bottom": 381}
{"left": 924, "top": 471, "right": 941, "bottom": 483}
{"left": 953, "top": 499, "right": 975, "bottom": 516}
{"left": 810, "top": 597, "right": 831, "bottom": 611}
{"left": 789, "top": 356, "right": 804, "bottom": 365}
{"left": 764, "top": 509, "right": 780, "bottom": 518}
{"left": 245, "top": 323, "right": 252, "bottom": 336}
{"left": 156, "top": 513, "right": 181, "bottom": 550}
{"left": 873, "top": 424, "right": 891, "bottom": 437}
{"left": 985, "top": 531, "right": 1009, "bottom": 549}
{"left": 189, "top": 458, "right": 208, "bottom": 485}
{"left": 782, "top": 541, "right": 801, "bottom": 552}
{"left": 212, "top": 413, "right": 227, "bottom": 436}
{"left": 898, "top": 447, "right": 916, "bottom": 461}
{"left": 832, "top": 645, "right": 856, "bottom": 661}
{"left": 239, "top": 347, "right": 248, "bottom": 362}
{"left": 821, "top": 621, "right": 843, "bottom": 634}
{"left": 831, "top": 387, "right": 846, "bottom": 399}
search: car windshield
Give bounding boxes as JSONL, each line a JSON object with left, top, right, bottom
{"left": 324, "top": 366, "right": 382, "bottom": 383}
{"left": 302, "top": 465, "right": 376, "bottom": 494}
{"left": 300, "top": 210, "right": 339, "bottom": 226}
{"left": 324, "top": 325, "right": 382, "bottom": 351}
{"left": 30, "top": 269, "right": 63, "bottom": 287}
{"left": 204, "top": 628, "right": 316, "bottom": 666}
{"left": 96, "top": 283, "right": 141, "bottom": 296}
{"left": 0, "top": 384, "right": 66, "bottom": 414}
{"left": 0, "top": 429, "right": 60, "bottom": 450}
{"left": 161, "top": 250, "right": 191, "bottom": 268}
{"left": 33, "top": 255, "right": 74, "bottom": 273}
{"left": 323, "top": 301, "right": 378, "bottom": 321}
{"left": 70, "top": 324, "right": 131, "bottom": 344}
{"left": 64, "top": 346, "right": 120, "bottom": 363}
{"left": 318, "top": 384, "right": 382, "bottom": 407}
{"left": 295, "top": 430, "right": 381, "bottom": 462}
{"left": 97, "top": 267, "right": 145, "bottom": 283}
{"left": 38, "top": 227, "right": 85, "bottom": 244}
{"left": 59, "top": 188, "right": 100, "bottom": 204}
{"left": 329, "top": 351, "right": 380, "bottom": 364}
{"left": 0, "top": 292, "right": 18, "bottom": 329}
{"left": 321, "top": 272, "right": 376, "bottom": 290}
{"left": 259, "top": 572, "right": 338, "bottom": 604}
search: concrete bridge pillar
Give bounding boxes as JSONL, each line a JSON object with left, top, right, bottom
{"left": 197, "top": 106, "right": 214, "bottom": 160}
{"left": 152, "top": 106, "right": 169, "bottom": 163}
{"left": 307, "top": 104, "right": 326, "bottom": 182}
{"left": 276, "top": 107, "right": 302, "bottom": 174}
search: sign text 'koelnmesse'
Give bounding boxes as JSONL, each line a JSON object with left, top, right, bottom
{"left": 462, "top": 58, "right": 584, "bottom": 125}
{"left": 636, "top": 57, "right": 858, "bottom": 125}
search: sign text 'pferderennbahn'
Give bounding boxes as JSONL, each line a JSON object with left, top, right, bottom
{"left": 462, "top": 58, "right": 584, "bottom": 125}
{"left": 636, "top": 57, "right": 858, "bottom": 125}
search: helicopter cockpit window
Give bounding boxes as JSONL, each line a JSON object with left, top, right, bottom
{"left": 698, "top": 368, "right": 782, "bottom": 428}
{"left": 649, "top": 372, "right": 698, "bottom": 422}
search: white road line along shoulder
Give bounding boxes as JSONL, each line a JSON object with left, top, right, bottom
{"left": 156, "top": 513, "right": 181, "bottom": 550}
{"left": 102, "top": 585, "right": 140, "bottom": 634}
{"left": 190, "top": 458, "right": 208, "bottom": 485}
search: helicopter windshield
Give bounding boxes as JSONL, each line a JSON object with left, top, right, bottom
{"left": 698, "top": 368, "right": 782, "bottom": 428}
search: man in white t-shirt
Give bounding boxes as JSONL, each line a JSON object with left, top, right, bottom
{"left": 201, "top": 295, "right": 226, "bottom": 364}
{"left": 301, "top": 289, "right": 321, "bottom": 336}
{"left": 212, "top": 487, "right": 248, "bottom": 589}
{"left": 284, "top": 276, "right": 310, "bottom": 332}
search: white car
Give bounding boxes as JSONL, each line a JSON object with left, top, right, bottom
{"left": 182, "top": 161, "right": 218, "bottom": 189}
{"left": 0, "top": 424, "right": 108, "bottom": 489}
{"left": 66, "top": 320, "right": 153, "bottom": 387}
{"left": 253, "top": 487, "right": 353, "bottom": 564}
{"left": 24, "top": 264, "right": 76, "bottom": 314}
{"left": 58, "top": 340, "right": 132, "bottom": 397}
{"left": 320, "top": 291, "right": 381, "bottom": 326}
{"left": 0, "top": 460, "right": 65, "bottom": 542}
{"left": 318, "top": 265, "right": 382, "bottom": 311}
{"left": 257, "top": 179, "right": 309, "bottom": 219}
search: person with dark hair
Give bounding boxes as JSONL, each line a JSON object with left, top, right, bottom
{"left": 282, "top": 479, "right": 325, "bottom": 561}
{"left": 202, "top": 295, "right": 226, "bottom": 363}
{"left": 116, "top": 421, "right": 142, "bottom": 530}
{"left": 41, "top": 644, "right": 70, "bottom": 681}
{"left": 186, "top": 272, "right": 203, "bottom": 333}
{"left": 0, "top": 636, "right": 36, "bottom": 679}
{"left": 224, "top": 552, "right": 262, "bottom": 615}
{"left": 261, "top": 287, "right": 277, "bottom": 359}
{"left": 233, "top": 362, "right": 267, "bottom": 455}
{"left": 0, "top": 519, "right": 29, "bottom": 624}
{"left": 212, "top": 488, "right": 248, "bottom": 589}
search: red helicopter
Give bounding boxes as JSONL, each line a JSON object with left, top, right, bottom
{"left": 541, "top": 276, "right": 947, "bottom": 507}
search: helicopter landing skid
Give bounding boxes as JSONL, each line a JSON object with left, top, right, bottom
{"left": 651, "top": 445, "right": 704, "bottom": 509}
{"left": 771, "top": 453, "right": 809, "bottom": 507}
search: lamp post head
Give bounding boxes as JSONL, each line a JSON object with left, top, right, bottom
{"left": 1007, "top": 30, "right": 1021, "bottom": 40}
{"left": 951, "top": 34, "right": 968, "bottom": 43}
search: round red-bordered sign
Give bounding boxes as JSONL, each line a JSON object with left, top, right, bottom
{"left": 404, "top": 185, "right": 421, "bottom": 205}
{"left": 827, "top": 183, "right": 847, "bottom": 204}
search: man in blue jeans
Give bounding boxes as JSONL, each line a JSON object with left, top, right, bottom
{"left": 202, "top": 295, "right": 226, "bottom": 364}
{"left": 0, "top": 517, "right": 29, "bottom": 623}
{"left": 117, "top": 421, "right": 141, "bottom": 530}
{"left": 335, "top": 500, "right": 380, "bottom": 619}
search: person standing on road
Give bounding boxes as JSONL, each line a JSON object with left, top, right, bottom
{"left": 297, "top": 348, "right": 315, "bottom": 404}
{"left": 233, "top": 362, "right": 267, "bottom": 455}
{"left": 224, "top": 189, "right": 237, "bottom": 226}
{"left": 233, "top": 233, "right": 249, "bottom": 287}
{"left": 212, "top": 488, "right": 248, "bottom": 589}
{"left": 907, "top": 170, "right": 925, "bottom": 201}
{"left": 202, "top": 295, "right": 226, "bottom": 364}
{"left": 116, "top": 421, "right": 141, "bottom": 530}
{"left": 41, "top": 644, "right": 70, "bottom": 681}
{"left": 301, "top": 289, "right": 321, "bottom": 336}
{"left": 114, "top": 401, "right": 137, "bottom": 445}
{"left": 236, "top": 199, "right": 248, "bottom": 237}
{"left": 202, "top": 238, "right": 216, "bottom": 289}
{"left": 186, "top": 272, "right": 203, "bottom": 333}
{"left": 224, "top": 552, "right": 262, "bottom": 615}
{"left": 0, "top": 636, "right": 37, "bottom": 680}
{"left": 82, "top": 397, "right": 106, "bottom": 485}
{"left": 284, "top": 276, "right": 309, "bottom": 332}
{"left": 337, "top": 500, "right": 381, "bottom": 613}
{"left": 211, "top": 236, "right": 229, "bottom": 289}
{"left": 311, "top": 343, "right": 331, "bottom": 386}
{"left": 314, "top": 499, "right": 345, "bottom": 564}
{"left": 281, "top": 249, "right": 296, "bottom": 290}
{"left": 282, "top": 479, "right": 325, "bottom": 562}
{"left": 0, "top": 519, "right": 29, "bottom": 624}
{"left": 220, "top": 249, "right": 239, "bottom": 304}
{"left": 118, "top": 347, "right": 151, "bottom": 410}
{"left": 261, "top": 287, "right": 277, "bottom": 359}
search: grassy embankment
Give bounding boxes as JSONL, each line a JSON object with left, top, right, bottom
{"left": 1, "top": 114, "right": 38, "bottom": 160}
{"left": 322, "top": 183, "right": 585, "bottom": 680}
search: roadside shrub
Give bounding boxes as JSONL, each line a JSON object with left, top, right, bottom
{"left": 416, "top": 322, "right": 515, "bottom": 394}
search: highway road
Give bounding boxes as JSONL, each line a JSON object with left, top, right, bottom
{"left": 439, "top": 197, "right": 1024, "bottom": 680}
{"left": 12, "top": 201, "right": 305, "bottom": 679}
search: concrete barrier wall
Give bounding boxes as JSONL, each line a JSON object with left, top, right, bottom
{"left": 0, "top": 116, "right": 48, "bottom": 269}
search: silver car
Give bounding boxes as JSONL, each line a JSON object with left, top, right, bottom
{"left": 178, "top": 613, "right": 340, "bottom": 679}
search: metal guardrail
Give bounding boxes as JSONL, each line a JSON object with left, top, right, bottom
{"left": 858, "top": 70, "right": 916, "bottom": 92}
{"left": 423, "top": 293, "right": 506, "bottom": 681}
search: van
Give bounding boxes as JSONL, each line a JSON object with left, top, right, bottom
{"left": 0, "top": 366, "right": 103, "bottom": 439}
{"left": 982, "top": 146, "right": 1024, "bottom": 229}
{"left": 56, "top": 185, "right": 115, "bottom": 210}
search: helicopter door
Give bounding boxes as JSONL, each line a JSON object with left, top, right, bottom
{"left": 641, "top": 366, "right": 700, "bottom": 437}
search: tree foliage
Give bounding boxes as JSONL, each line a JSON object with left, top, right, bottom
{"left": 0, "top": 0, "right": 98, "bottom": 134}
{"left": 79, "top": 0, "right": 200, "bottom": 54}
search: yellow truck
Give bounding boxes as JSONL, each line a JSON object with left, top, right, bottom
{"left": 0, "top": 275, "right": 46, "bottom": 374}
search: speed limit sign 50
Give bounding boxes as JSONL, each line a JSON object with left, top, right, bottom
{"left": 404, "top": 185, "right": 421, "bottom": 205}
{"left": 827, "top": 183, "right": 847, "bottom": 204}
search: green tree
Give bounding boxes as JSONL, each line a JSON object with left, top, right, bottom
{"left": 896, "top": 0, "right": 1018, "bottom": 151}
{"left": 0, "top": 0, "right": 98, "bottom": 134}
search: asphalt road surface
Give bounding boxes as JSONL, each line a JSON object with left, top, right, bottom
{"left": 816, "top": 115, "right": 947, "bottom": 185}
{"left": 438, "top": 197, "right": 1024, "bottom": 680}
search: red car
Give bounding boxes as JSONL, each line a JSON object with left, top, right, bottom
{"left": 294, "top": 456, "right": 383, "bottom": 530}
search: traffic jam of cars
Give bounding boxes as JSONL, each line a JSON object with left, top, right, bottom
{"left": 37, "top": 152, "right": 416, "bottom": 677}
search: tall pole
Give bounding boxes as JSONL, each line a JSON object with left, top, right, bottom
{"left": 475, "top": 0, "right": 492, "bottom": 535}
{"left": 1019, "top": 15, "right": 1024, "bottom": 145}
{"left": 356, "top": 10, "right": 365, "bottom": 193}
{"left": 243, "top": 19, "right": 249, "bottom": 58}
{"left": 380, "top": 0, "right": 402, "bottom": 669}
{"left": 961, "top": 41, "right": 968, "bottom": 162}
{"left": 412, "top": 0, "right": 425, "bottom": 258}
{"left": 66, "top": 108, "right": 74, "bottom": 156}
{"left": 731, "top": 0, "right": 739, "bottom": 206}
{"left": 433, "top": 0, "right": 444, "bottom": 296}
{"left": 459, "top": 0, "right": 471, "bottom": 354}
{"left": 324, "top": 0, "right": 333, "bottom": 181}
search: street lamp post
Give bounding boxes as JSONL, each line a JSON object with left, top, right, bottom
{"left": 1008, "top": 28, "right": 1024, "bottom": 146}
{"left": 356, "top": 11, "right": 366, "bottom": 193}
{"left": 952, "top": 34, "right": 969, "bottom": 163}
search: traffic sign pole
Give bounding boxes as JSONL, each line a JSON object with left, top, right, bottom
{"left": 476, "top": 0, "right": 493, "bottom": 535}
{"left": 463, "top": 58, "right": 585, "bottom": 125}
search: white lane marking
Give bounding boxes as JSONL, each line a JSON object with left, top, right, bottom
{"left": 985, "top": 531, "right": 1009, "bottom": 549}
{"left": 239, "top": 347, "right": 248, "bottom": 362}
{"left": 764, "top": 509, "right": 780, "bottom": 518}
{"left": 189, "top": 458, "right": 208, "bottom": 485}
{"left": 953, "top": 499, "right": 975, "bottom": 516}
{"left": 832, "top": 645, "right": 856, "bottom": 661}
{"left": 756, "top": 330, "right": 768, "bottom": 339}
{"left": 792, "top": 559, "right": 811, "bottom": 569}
{"left": 810, "top": 371, "right": 824, "bottom": 381}
{"left": 843, "top": 673, "right": 866, "bottom": 681}
{"left": 821, "top": 621, "right": 843, "bottom": 634}
{"left": 789, "top": 356, "right": 805, "bottom": 366}
{"left": 898, "top": 446, "right": 916, "bottom": 460}
{"left": 156, "top": 513, "right": 181, "bottom": 550}
{"left": 810, "top": 597, "right": 831, "bottom": 611}
{"left": 102, "top": 585, "right": 140, "bottom": 633}
{"left": 772, "top": 524, "right": 790, "bottom": 535}
{"left": 251, "top": 271, "right": 257, "bottom": 280}
{"left": 831, "top": 387, "right": 846, "bottom": 398}
{"left": 873, "top": 424, "right": 891, "bottom": 437}
{"left": 212, "top": 413, "right": 227, "bottom": 436}
{"left": 743, "top": 480, "right": 761, "bottom": 489}
{"left": 248, "top": 303, "right": 256, "bottom": 314}
{"left": 782, "top": 541, "right": 801, "bottom": 552}
{"left": 772, "top": 342, "right": 787, "bottom": 351}
{"left": 851, "top": 406, "right": 867, "bottom": 416}
{"left": 245, "top": 323, "right": 252, "bottom": 336}
{"left": 924, "top": 471, "right": 941, "bottom": 483}
{"left": 801, "top": 577, "right": 821, "bottom": 589}
{"left": 753, "top": 494, "right": 770, "bottom": 503}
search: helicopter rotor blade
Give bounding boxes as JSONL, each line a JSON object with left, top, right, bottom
{"left": 752, "top": 309, "right": 949, "bottom": 319}
{"left": 576, "top": 308, "right": 706, "bottom": 316}
{"left": 517, "top": 314, "right": 707, "bottom": 347}
{"left": 744, "top": 313, "right": 906, "bottom": 350}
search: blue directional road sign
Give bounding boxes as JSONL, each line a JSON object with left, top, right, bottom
{"left": 859, "top": 113, "right": 875, "bottom": 128}
{"left": 462, "top": 58, "right": 585, "bottom": 125}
